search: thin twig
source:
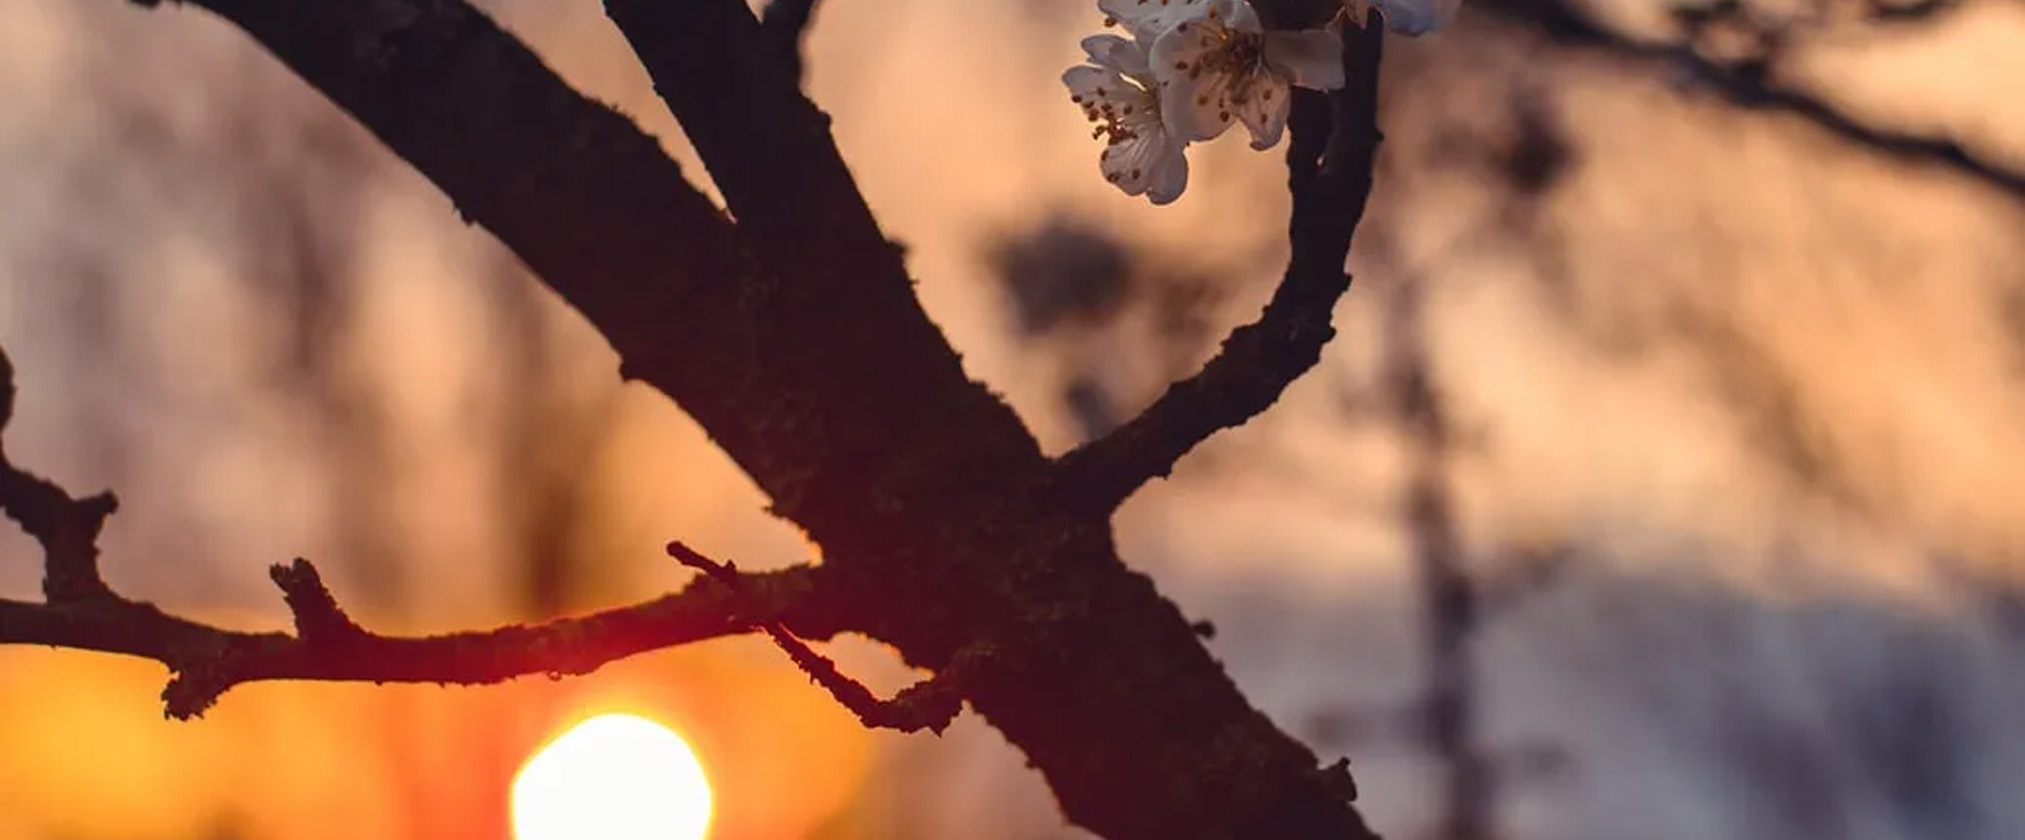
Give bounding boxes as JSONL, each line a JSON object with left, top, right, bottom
{"left": 668, "top": 541, "right": 964, "bottom": 734}
{"left": 0, "top": 347, "right": 839, "bottom": 719}
{"left": 1052, "top": 20, "right": 1388, "bottom": 512}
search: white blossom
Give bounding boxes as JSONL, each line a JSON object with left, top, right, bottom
{"left": 1066, "top": 0, "right": 1449, "bottom": 203}
{"left": 1063, "top": 34, "right": 1192, "bottom": 205}
{"left": 1098, "top": 0, "right": 1208, "bottom": 40}
{"left": 1150, "top": 0, "right": 1346, "bottom": 151}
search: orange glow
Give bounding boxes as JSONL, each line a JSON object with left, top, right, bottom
{"left": 511, "top": 712, "right": 713, "bottom": 840}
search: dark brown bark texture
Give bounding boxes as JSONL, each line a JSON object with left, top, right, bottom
{"left": 5, "top": 0, "right": 1389, "bottom": 837}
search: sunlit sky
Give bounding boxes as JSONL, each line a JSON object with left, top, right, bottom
{"left": 0, "top": 0, "right": 2022, "bottom": 838}
{"left": 512, "top": 713, "right": 713, "bottom": 840}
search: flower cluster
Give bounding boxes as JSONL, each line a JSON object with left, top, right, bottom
{"left": 1063, "top": 0, "right": 1458, "bottom": 205}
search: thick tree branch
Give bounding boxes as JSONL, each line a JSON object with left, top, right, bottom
{"left": 1, "top": 346, "right": 841, "bottom": 719}
{"left": 1053, "top": 22, "right": 1388, "bottom": 512}
{"left": 128, "top": 0, "right": 767, "bottom": 455}
{"left": 1481, "top": 0, "right": 2025, "bottom": 199}
{"left": 760, "top": 0, "right": 824, "bottom": 82}
{"left": 137, "top": 0, "right": 1047, "bottom": 546}
{"left": 599, "top": 0, "right": 1048, "bottom": 544}
{"left": 83, "top": 2, "right": 1397, "bottom": 837}
{"left": 130, "top": 0, "right": 751, "bottom": 335}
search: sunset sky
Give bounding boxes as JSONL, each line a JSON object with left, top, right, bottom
{"left": 1, "top": 0, "right": 2022, "bottom": 838}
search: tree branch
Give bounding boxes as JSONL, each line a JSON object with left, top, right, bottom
{"left": 81, "top": 3, "right": 1398, "bottom": 836}
{"left": 0, "top": 346, "right": 841, "bottom": 719}
{"left": 670, "top": 541, "right": 964, "bottom": 734}
{"left": 0, "top": 348, "right": 117, "bottom": 604}
{"left": 1480, "top": 0, "right": 2025, "bottom": 199}
{"left": 760, "top": 0, "right": 825, "bottom": 82}
{"left": 1053, "top": 21, "right": 1388, "bottom": 512}
{"left": 127, "top": 0, "right": 770, "bottom": 455}
{"left": 135, "top": 0, "right": 1048, "bottom": 543}
{"left": 129, "top": 0, "right": 751, "bottom": 334}
{"left": 600, "top": 0, "right": 1048, "bottom": 540}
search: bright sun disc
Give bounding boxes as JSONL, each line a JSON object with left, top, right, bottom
{"left": 512, "top": 712, "right": 714, "bottom": 840}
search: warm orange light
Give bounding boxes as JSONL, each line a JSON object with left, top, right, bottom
{"left": 511, "top": 712, "right": 714, "bottom": 840}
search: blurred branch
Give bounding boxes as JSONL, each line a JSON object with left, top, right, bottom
{"left": 1382, "top": 274, "right": 1498, "bottom": 840}
{"left": 1, "top": 345, "right": 840, "bottom": 719}
{"left": 1054, "top": 21, "right": 1388, "bottom": 512}
{"left": 1671, "top": 306, "right": 1873, "bottom": 511}
{"left": 1474, "top": 544, "right": 1575, "bottom": 618}
{"left": 1480, "top": 0, "right": 2025, "bottom": 199}
{"left": 760, "top": 0, "right": 824, "bottom": 82}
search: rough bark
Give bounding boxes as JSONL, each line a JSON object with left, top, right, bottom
{"left": 4, "top": 1, "right": 1392, "bottom": 837}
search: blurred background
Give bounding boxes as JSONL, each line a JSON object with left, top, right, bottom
{"left": 1, "top": 0, "right": 2022, "bottom": 837}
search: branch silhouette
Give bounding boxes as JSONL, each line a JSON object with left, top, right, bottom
{"left": 1482, "top": 0, "right": 2025, "bottom": 199}
{"left": 0, "top": 347, "right": 840, "bottom": 719}
{"left": 14, "top": 2, "right": 1402, "bottom": 837}
{"left": 761, "top": 0, "right": 824, "bottom": 81}
{"left": 1056, "top": 21, "right": 1388, "bottom": 513}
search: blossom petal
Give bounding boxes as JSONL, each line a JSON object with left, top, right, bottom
{"left": 1143, "top": 141, "right": 1191, "bottom": 205}
{"left": 1099, "top": 0, "right": 1209, "bottom": 41}
{"left": 1158, "top": 72, "right": 1241, "bottom": 143}
{"left": 1065, "top": 58, "right": 1187, "bottom": 204}
{"left": 1063, "top": 62, "right": 1138, "bottom": 137}
{"left": 1233, "top": 73, "right": 1292, "bottom": 150}
{"left": 1219, "top": 0, "right": 1262, "bottom": 33}
{"left": 1095, "top": 0, "right": 1147, "bottom": 25}
{"left": 1063, "top": 63, "right": 1128, "bottom": 103}
{"left": 1375, "top": 0, "right": 1461, "bottom": 35}
{"left": 1102, "top": 128, "right": 1189, "bottom": 203}
{"left": 1263, "top": 29, "right": 1345, "bottom": 91}
{"left": 1080, "top": 34, "right": 1152, "bottom": 80}
{"left": 1150, "top": 15, "right": 1241, "bottom": 141}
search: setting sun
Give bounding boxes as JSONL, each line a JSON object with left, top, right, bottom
{"left": 511, "top": 713, "right": 714, "bottom": 840}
